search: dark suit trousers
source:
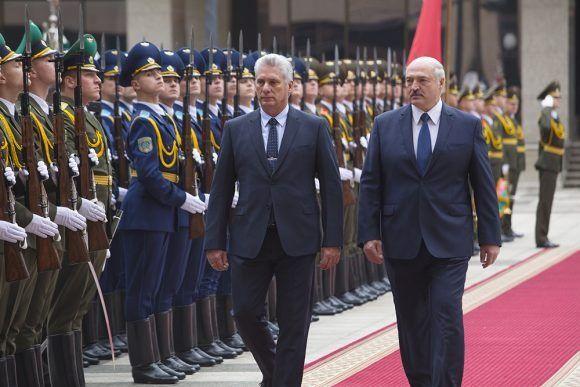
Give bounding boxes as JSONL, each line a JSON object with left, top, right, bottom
{"left": 386, "top": 242, "right": 468, "bottom": 387}
{"left": 230, "top": 228, "right": 315, "bottom": 387}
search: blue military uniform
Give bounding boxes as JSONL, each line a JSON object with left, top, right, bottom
{"left": 117, "top": 41, "right": 188, "bottom": 384}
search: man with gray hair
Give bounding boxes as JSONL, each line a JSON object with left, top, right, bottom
{"left": 358, "top": 56, "right": 501, "bottom": 385}
{"left": 204, "top": 53, "right": 343, "bottom": 387}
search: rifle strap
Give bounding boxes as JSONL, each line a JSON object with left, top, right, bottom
{"left": 145, "top": 117, "right": 179, "bottom": 169}
{"left": 61, "top": 104, "right": 106, "bottom": 158}
{"left": 0, "top": 114, "right": 23, "bottom": 168}
{"left": 31, "top": 112, "right": 54, "bottom": 164}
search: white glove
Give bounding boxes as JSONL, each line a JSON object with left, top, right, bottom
{"left": 117, "top": 187, "right": 128, "bottom": 202}
{"left": 180, "top": 192, "right": 206, "bottom": 214}
{"left": 314, "top": 178, "right": 320, "bottom": 191}
{"left": 204, "top": 194, "right": 211, "bottom": 207}
{"left": 339, "top": 167, "right": 354, "bottom": 182}
{"left": 18, "top": 167, "right": 29, "bottom": 182}
{"left": 24, "top": 214, "right": 59, "bottom": 238}
{"left": 502, "top": 164, "right": 510, "bottom": 177}
{"left": 50, "top": 162, "right": 59, "bottom": 173}
{"left": 55, "top": 206, "right": 87, "bottom": 231}
{"left": 0, "top": 220, "right": 27, "bottom": 243}
{"left": 107, "top": 148, "right": 112, "bottom": 162}
{"left": 231, "top": 191, "right": 239, "bottom": 208}
{"left": 105, "top": 249, "right": 111, "bottom": 259}
{"left": 354, "top": 168, "right": 362, "bottom": 183}
{"left": 341, "top": 137, "right": 348, "bottom": 149}
{"left": 192, "top": 149, "right": 202, "bottom": 164}
{"left": 349, "top": 141, "right": 357, "bottom": 151}
{"left": 4, "top": 167, "right": 16, "bottom": 185}
{"left": 78, "top": 199, "right": 107, "bottom": 222}
{"left": 212, "top": 152, "right": 218, "bottom": 164}
{"left": 360, "top": 136, "right": 368, "bottom": 149}
{"left": 69, "top": 155, "right": 80, "bottom": 176}
{"left": 551, "top": 110, "right": 559, "bottom": 120}
{"left": 540, "top": 95, "right": 554, "bottom": 109}
{"left": 37, "top": 161, "right": 49, "bottom": 180}
{"left": 88, "top": 148, "right": 99, "bottom": 167}
{"left": 110, "top": 194, "right": 117, "bottom": 207}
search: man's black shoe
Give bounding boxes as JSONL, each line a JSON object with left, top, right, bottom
{"left": 537, "top": 241, "right": 559, "bottom": 248}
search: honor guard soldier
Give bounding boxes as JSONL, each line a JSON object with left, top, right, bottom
{"left": 289, "top": 57, "right": 303, "bottom": 110}
{"left": 0, "top": 31, "right": 59, "bottom": 387}
{"left": 458, "top": 88, "right": 475, "bottom": 112}
{"left": 48, "top": 33, "right": 112, "bottom": 385}
{"left": 238, "top": 54, "right": 257, "bottom": 114}
{"left": 298, "top": 57, "right": 320, "bottom": 115}
{"left": 198, "top": 47, "right": 226, "bottom": 144}
{"left": 446, "top": 74, "right": 459, "bottom": 108}
{"left": 482, "top": 85, "right": 504, "bottom": 184}
{"left": 535, "top": 81, "right": 564, "bottom": 248}
{"left": 117, "top": 41, "right": 206, "bottom": 384}
{"left": 502, "top": 87, "right": 524, "bottom": 239}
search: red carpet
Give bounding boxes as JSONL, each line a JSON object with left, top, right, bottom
{"left": 336, "top": 251, "right": 580, "bottom": 386}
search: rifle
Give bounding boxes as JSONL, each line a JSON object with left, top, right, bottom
{"left": 221, "top": 32, "right": 231, "bottom": 127}
{"left": 52, "top": 6, "right": 90, "bottom": 264}
{"left": 372, "top": 47, "right": 378, "bottom": 119}
{"left": 352, "top": 47, "right": 364, "bottom": 169}
{"left": 301, "top": 38, "right": 311, "bottom": 111}
{"left": 390, "top": 51, "right": 397, "bottom": 111}
{"left": 359, "top": 47, "right": 368, "bottom": 136}
{"left": 202, "top": 34, "right": 216, "bottom": 191}
{"left": 113, "top": 36, "right": 129, "bottom": 188}
{"left": 384, "top": 47, "right": 392, "bottom": 111}
{"left": 332, "top": 45, "right": 356, "bottom": 207}
{"left": 182, "top": 28, "right": 204, "bottom": 239}
{"left": 400, "top": 49, "right": 406, "bottom": 107}
{"left": 21, "top": 8, "right": 61, "bottom": 272}
{"left": 233, "top": 30, "right": 243, "bottom": 118}
{"left": 253, "top": 33, "right": 262, "bottom": 110}
{"left": 74, "top": 9, "right": 109, "bottom": 252}
{"left": 1, "top": 158, "right": 29, "bottom": 282}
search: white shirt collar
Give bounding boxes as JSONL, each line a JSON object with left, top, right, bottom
{"left": 343, "top": 100, "right": 353, "bottom": 110}
{"left": 320, "top": 99, "right": 333, "bottom": 112}
{"left": 0, "top": 98, "right": 16, "bottom": 116}
{"left": 411, "top": 99, "right": 443, "bottom": 126}
{"left": 240, "top": 104, "right": 254, "bottom": 114}
{"left": 305, "top": 102, "right": 317, "bottom": 114}
{"left": 260, "top": 104, "right": 289, "bottom": 128}
{"left": 290, "top": 103, "right": 301, "bottom": 111}
{"left": 160, "top": 103, "right": 174, "bottom": 116}
{"left": 134, "top": 100, "right": 166, "bottom": 116}
{"left": 470, "top": 111, "right": 481, "bottom": 119}
{"left": 208, "top": 103, "right": 219, "bottom": 116}
{"left": 30, "top": 93, "right": 50, "bottom": 115}
{"left": 120, "top": 100, "right": 133, "bottom": 113}
{"left": 101, "top": 100, "right": 114, "bottom": 110}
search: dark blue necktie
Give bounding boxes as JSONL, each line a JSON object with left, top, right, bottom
{"left": 266, "top": 117, "right": 279, "bottom": 173}
{"left": 417, "top": 112, "right": 432, "bottom": 175}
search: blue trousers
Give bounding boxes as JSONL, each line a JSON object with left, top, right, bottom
{"left": 123, "top": 230, "right": 170, "bottom": 321}
{"left": 99, "top": 230, "right": 125, "bottom": 294}
{"left": 154, "top": 228, "right": 193, "bottom": 313}
{"left": 174, "top": 237, "right": 205, "bottom": 307}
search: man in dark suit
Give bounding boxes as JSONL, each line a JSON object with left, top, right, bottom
{"left": 204, "top": 53, "right": 343, "bottom": 387}
{"left": 358, "top": 57, "right": 501, "bottom": 386}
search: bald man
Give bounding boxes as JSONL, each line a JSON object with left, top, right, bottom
{"left": 358, "top": 57, "right": 501, "bottom": 386}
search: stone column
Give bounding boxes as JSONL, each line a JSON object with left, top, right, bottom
{"left": 126, "top": 0, "right": 174, "bottom": 48}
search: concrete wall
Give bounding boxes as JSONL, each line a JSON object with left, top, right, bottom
{"left": 520, "top": 0, "right": 571, "bottom": 146}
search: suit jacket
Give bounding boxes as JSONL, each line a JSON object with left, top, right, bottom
{"left": 204, "top": 106, "right": 343, "bottom": 258}
{"left": 358, "top": 103, "right": 501, "bottom": 259}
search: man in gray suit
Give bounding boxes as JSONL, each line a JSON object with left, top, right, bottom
{"left": 204, "top": 54, "right": 343, "bottom": 387}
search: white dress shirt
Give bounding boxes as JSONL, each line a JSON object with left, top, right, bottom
{"left": 0, "top": 98, "right": 16, "bottom": 116}
{"left": 134, "top": 100, "right": 167, "bottom": 116}
{"left": 30, "top": 93, "right": 51, "bottom": 115}
{"left": 411, "top": 98, "right": 443, "bottom": 155}
{"left": 260, "top": 104, "right": 289, "bottom": 152}
{"left": 239, "top": 104, "right": 254, "bottom": 115}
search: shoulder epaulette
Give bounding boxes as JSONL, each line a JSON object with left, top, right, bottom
{"left": 139, "top": 110, "right": 151, "bottom": 119}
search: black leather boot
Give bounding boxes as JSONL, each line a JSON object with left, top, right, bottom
{"left": 73, "top": 330, "right": 86, "bottom": 387}
{"left": 339, "top": 291, "right": 364, "bottom": 306}
{"left": 173, "top": 303, "right": 219, "bottom": 367}
{"left": 217, "top": 295, "right": 247, "bottom": 351}
{"left": 210, "top": 295, "right": 242, "bottom": 355}
{"left": 155, "top": 310, "right": 198, "bottom": 375}
{"left": 197, "top": 297, "right": 237, "bottom": 359}
{"left": 149, "top": 314, "right": 185, "bottom": 380}
{"left": 115, "top": 291, "right": 128, "bottom": 348}
{"left": 48, "top": 332, "right": 80, "bottom": 387}
{"left": 15, "top": 347, "right": 42, "bottom": 387}
{"left": 83, "top": 301, "right": 111, "bottom": 360}
{"left": 127, "top": 317, "right": 178, "bottom": 384}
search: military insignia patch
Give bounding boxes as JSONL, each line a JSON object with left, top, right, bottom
{"left": 137, "top": 137, "right": 153, "bottom": 153}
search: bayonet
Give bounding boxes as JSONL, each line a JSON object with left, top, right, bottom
{"left": 290, "top": 36, "right": 295, "bottom": 65}
{"left": 257, "top": 33, "right": 262, "bottom": 57}
{"left": 226, "top": 31, "right": 232, "bottom": 71}
{"left": 238, "top": 30, "right": 244, "bottom": 68}
{"left": 272, "top": 35, "right": 277, "bottom": 54}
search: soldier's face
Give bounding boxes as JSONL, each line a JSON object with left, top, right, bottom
{"left": 31, "top": 55, "right": 55, "bottom": 86}
{"left": 0, "top": 60, "right": 24, "bottom": 91}
{"left": 239, "top": 78, "right": 255, "bottom": 99}
{"left": 161, "top": 76, "right": 180, "bottom": 102}
{"left": 343, "top": 80, "right": 354, "bottom": 99}
{"left": 505, "top": 99, "right": 518, "bottom": 114}
{"left": 132, "top": 69, "right": 164, "bottom": 96}
{"left": 208, "top": 76, "right": 224, "bottom": 100}
{"left": 255, "top": 65, "right": 292, "bottom": 114}
{"left": 227, "top": 76, "right": 237, "bottom": 96}
{"left": 101, "top": 77, "right": 119, "bottom": 100}
{"left": 290, "top": 80, "right": 303, "bottom": 102}
{"left": 496, "top": 95, "right": 506, "bottom": 109}
{"left": 122, "top": 84, "right": 137, "bottom": 100}
{"left": 305, "top": 79, "right": 318, "bottom": 99}
{"left": 551, "top": 93, "right": 561, "bottom": 109}
{"left": 81, "top": 71, "right": 102, "bottom": 103}
{"left": 405, "top": 61, "right": 445, "bottom": 111}
{"left": 474, "top": 98, "right": 485, "bottom": 113}
{"left": 319, "top": 84, "right": 333, "bottom": 100}
{"left": 459, "top": 99, "right": 474, "bottom": 112}
{"left": 364, "top": 81, "right": 373, "bottom": 97}
{"left": 446, "top": 94, "right": 458, "bottom": 107}
{"left": 180, "top": 77, "right": 201, "bottom": 99}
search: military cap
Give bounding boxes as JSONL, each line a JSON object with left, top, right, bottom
{"left": 293, "top": 57, "right": 319, "bottom": 81}
{"left": 494, "top": 83, "right": 507, "bottom": 97}
{"left": 16, "top": 21, "right": 56, "bottom": 60}
{"left": 63, "top": 34, "right": 99, "bottom": 73}
{"left": 317, "top": 61, "right": 340, "bottom": 86}
{"left": 448, "top": 75, "right": 459, "bottom": 96}
{"left": 340, "top": 59, "right": 356, "bottom": 82}
{"left": 0, "top": 33, "right": 21, "bottom": 65}
{"left": 472, "top": 84, "right": 485, "bottom": 99}
{"left": 458, "top": 88, "right": 474, "bottom": 103}
{"left": 176, "top": 48, "right": 204, "bottom": 77}
{"left": 537, "top": 80, "right": 560, "bottom": 101}
{"left": 96, "top": 49, "right": 123, "bottom": 77}
{"left": 222, "top": 49, "right": 240, "bottom": 73}
{"left": 506, "top": 86, "right": 519, "bottom": 102}
{"left": 160, "top": 50, "right": 184, "bottom": 79}
{"left": 200, "top": 47, "right": 225, "bottom": 76}
{"left": 483, "top": 84, "right": 498, "bottom": 103}
{"left": 242, "top": 52, "right": 258, "bottom": 78}
{"left": 119, "top": 41, "right": 161, "bottom": 87}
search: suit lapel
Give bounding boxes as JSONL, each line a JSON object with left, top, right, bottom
{"left": 424, "top": 103, "right": 453, "bottom": 175}
{"left": 273, "top": 106, "right": 299, "bottom": 175}
{"left": 400, "top": 105, "right": 420, "bottom": 174}
{"left": 248, "top": 110, "right": 270, "bottom": 174}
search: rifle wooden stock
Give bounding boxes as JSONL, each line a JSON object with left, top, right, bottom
{"left": 202, "top": 116, "right": 215, "bottom": 191}
{"left": 54, "top": 109, "right": 89, "bottom": 264}
{"left": 21, "top": 115, "right": 61, "bottom": 272}
{"left": 1, "top": 161, "right": 28, "bottom": 282}
{"left": 113, "top": 111, "right": 129, "bottom": 188}
{"left": 352, "top": 106, "right": 365, "bottom": 169}
{"left": 331, "top": 108, "right": 356, "bottom": 207}
{"left": 74, "top": 107, "right": 109, "bottom": 252}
